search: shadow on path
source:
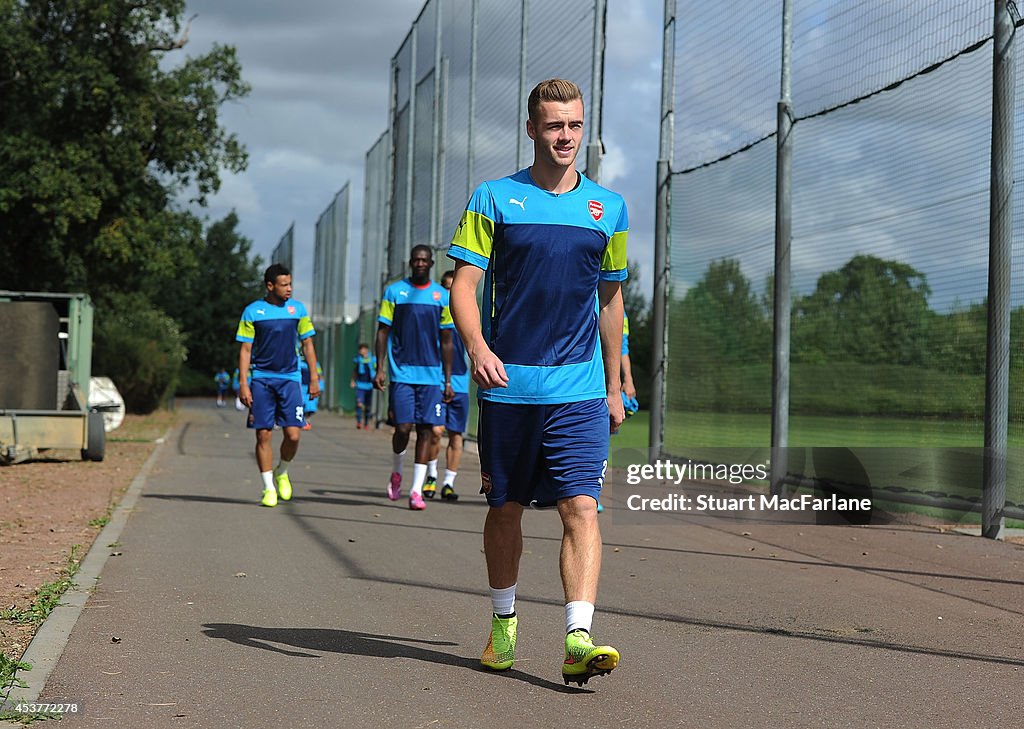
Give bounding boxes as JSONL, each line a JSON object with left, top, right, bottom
{"left": 201, "top": 623, "right": 585, "bottom": 694}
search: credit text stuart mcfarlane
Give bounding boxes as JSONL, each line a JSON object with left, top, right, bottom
{"left": 626, "top": 493, "right": 871, "bottom": 512}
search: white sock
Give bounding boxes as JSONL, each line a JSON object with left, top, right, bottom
{"left": 411, "top": 462, "right": 427, "bottom": 497}
{"left": 392, "top": 449, "right": 406, "bottom": 474}
{"left": 444, "top": 469, "right": 458, "bottom": 487}
{"left": 428, "top": 459, "right": 438, "bottom": 479}
{"left": 260, "top": 471, "right": 275, "bottom": 492}
{"left": 276, "top": 458, "right": 291, "bottom": 476}
{"left": 490, "top": 584, "right": 517, "bottom": 616}
{"left": 565, "top": 601, "right": 595, "bottom": 634}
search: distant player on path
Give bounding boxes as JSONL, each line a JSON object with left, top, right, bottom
{"left": 423, "top": 269, "right": 468, "bottom": 502}
{"left": 374, "top": 245, "right": 454, "bottom": 511}
{"left": 351, "top": 343, "right": 376, "bottom": 429}
{"left": 236, "top": 263, "right": 320, "bottom": 507}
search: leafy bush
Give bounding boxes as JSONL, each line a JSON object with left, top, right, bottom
{"left": 94, "top": 293, "right": 187, "bottom": 413}
{"left": 176, "top": 364, "right": 220, "bottom": 397}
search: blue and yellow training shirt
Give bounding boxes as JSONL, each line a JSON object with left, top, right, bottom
{"left": 378, "top": 279, "right": 454, "bottom": 386}
{"left": 447, "top": 168, "right": 628, "bottom": 404}
{"left": 236, "top": 298, "right": 315, "bottom": 383}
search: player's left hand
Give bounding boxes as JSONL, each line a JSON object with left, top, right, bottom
{"left": 309, "top": 377, "right": 321, "bottom": 399}
{"left": 443, "top": 383, "right": 455, "bottom": 403}
{"left": 607, "top": 392, "right": 625, "bottom": 434}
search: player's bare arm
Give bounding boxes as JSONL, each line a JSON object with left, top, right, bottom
{"left": 598, "top": 279, "right": 625, "bottom": 432}
{"left": 373, "top": 322, "right": 390, "bottom": 391}
{"left": 302, "top": 337, "right": 321, "bottom": 399}
{"left": 450, "top": 261, "right": 509, "bottom": 389}
{"left": 621, "top": 352, "right": 637, "bottom": 400}
{"left": 238, "top": 341, "right": 254, "bottom": 408}
{"left": 441, "top": 328, "right": 455, "bottom": 402}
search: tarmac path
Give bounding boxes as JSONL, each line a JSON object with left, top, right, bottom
{"left": 17, "top": 401, "right": 1024, "bottom": 727}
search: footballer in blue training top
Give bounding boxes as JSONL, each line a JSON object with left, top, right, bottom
{"left": 447, "top": 78, "right": 626, "bottom": 687}
{"left": 375, "top": 244, "right": 455, "bottom": 511}
{"left": 351, "top": 343, "right": 377, "bottom": 430}
{"left": 236, "top": 263, "right": 320, "bottom": 508}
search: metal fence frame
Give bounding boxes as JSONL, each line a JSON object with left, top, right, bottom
{"left": 653, "top": 0, "right": 1020, "bottom": 538}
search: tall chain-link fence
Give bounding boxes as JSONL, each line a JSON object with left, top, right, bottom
{"left": 378, "top": 0, "right": 603, "bottom": 284}
{"left": 311, "top": 183, "right": 355, "bottom": 412}
{"left": 656, "top": 1, "right": 1024, "bottom": 532}
{"left": 355, "top": 0, "right": 605, "bottom": 430}
{"left": 271, "top": 223, "right": 294, "bottom": 271}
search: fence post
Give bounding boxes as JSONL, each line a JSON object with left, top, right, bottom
{"left": 467, "top": 0, "right": 478, "bottom": 195}
{"left": 770, "top": 0, "right": 793, "bottom": 496}
{"left": 651, "top": 0, "right": 676, "bottom": 462}
{"left": 430, "top": 0, "right": 444, "bottom": 252}
{"left": 404, "top": 26, "right": 418, "bottom": 259}
{"left": 982, "top": 0, "right": 1015, "bottom": 540}
{"left": 586, "top": 0, "right": 607, "bottom": 183}
{"left": 516, "top": 0, "right": 529, "bottom": 169}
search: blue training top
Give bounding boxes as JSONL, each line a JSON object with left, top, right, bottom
{"left": 447, "top": 168, "right": 628, "bottom": 404}
{"left": 378, "top": 278, "right": 455, "bottom": 386}
{"left": 236, "top": 298, "right": 315, "bottom": 383}
{"left": 353, "top": 354, "right": 376, "bottom": 391}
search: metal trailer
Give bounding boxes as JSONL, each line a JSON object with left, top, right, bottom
{"left": 0, "top": 291, "right": 105, "bottom": 464}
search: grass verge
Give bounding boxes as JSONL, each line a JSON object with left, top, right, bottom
{"left": 0, "top": 546, "right": 82, "bottom": 627}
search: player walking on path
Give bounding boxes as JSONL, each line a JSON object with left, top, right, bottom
{"left": 351, "top": 344, "right": 376, "bottom": 429}
{"left": 374, "top": 245, "right": 454, "bottom": 511}
{"left": 236, "top": 263, "right": 320, "bottom": 507}
{"left": 448, "top": 78, "right": 628, "bottom": 685}
{"left": 214, "top": 368, "right": 230, "bottom": 408}
{"left": 423, "top": 269, "right": 468, "bottom": 502}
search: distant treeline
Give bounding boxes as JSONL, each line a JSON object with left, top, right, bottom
{"left": 669, "top": 255, "right": 1023, "bottom": 418}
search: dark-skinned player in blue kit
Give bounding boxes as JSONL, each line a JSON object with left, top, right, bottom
{"left": 374, "top": 245, "right": 454, "bottom": 511}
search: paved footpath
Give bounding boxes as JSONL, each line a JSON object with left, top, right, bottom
{"left": 9, "top": 401, "right": 1024, "bottom": 727}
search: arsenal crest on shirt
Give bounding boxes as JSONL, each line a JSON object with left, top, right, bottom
{"left": 588, "top": 200, "right": 604, "bottom": 221}
{"left": 287, "top": 305, "right": 296, "bottom": 314}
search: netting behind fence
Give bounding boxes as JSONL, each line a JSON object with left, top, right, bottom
{"left": 362, "top": 132, "right": 390, "bottom": 314}
{"left": 312, "top": 184, "right": 350, "bottom": 408}
{"left": 666, "top": 1, "right": 1024, "bottom": 516}
{"left": 271, "top": 223, "right": 294, "bottom": 271}
{"left": 385, "top": 0, "right": 600, "bottom": 284}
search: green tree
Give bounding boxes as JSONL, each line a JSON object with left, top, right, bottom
{"left": 0, "top": 0, "right": 249, "bottom": 298}
{"left": 165, "top": 212, "right": 264, "bottom": 378}
{"left": 793, "top": 255, "right": 932, "bottom": 366}
{"left": 93, "top": 291, "right": 187, "bottom": 412}
{"left": 0, "top": 0, "right": 251, "bottom": 410}
{"left": 674, "top": 258, "right": 770, "bottom": 365}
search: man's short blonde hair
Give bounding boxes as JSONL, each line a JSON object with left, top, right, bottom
{"left": 528, "top": 79, "right": 584, "bottom": 122}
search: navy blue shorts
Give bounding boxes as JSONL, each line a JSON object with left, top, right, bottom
{"left": 478, "top": 398, "right": 609, "bottom": 508}
{"left": 248, "top": 378, "right": 305, "bottom": 430}
{"left": 355, "top": 388, "right": 374, "bottom": 412}
{"left": 389, "top": 382, "right": 444, "bottom": 426}
{"left": 446, "top": 391, "right": 470, "bottom": 433}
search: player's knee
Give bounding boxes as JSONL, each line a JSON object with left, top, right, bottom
{"left": 558, "top": 495, "right": 598, "bottom": 527}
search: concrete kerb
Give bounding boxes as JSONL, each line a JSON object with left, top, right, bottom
{"left": 2, "top": 430, "right": 170, "bottom": 706}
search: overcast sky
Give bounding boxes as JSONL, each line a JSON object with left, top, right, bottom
{"left": 176, "top": 2, "right": 1020, "bottom": 317}
{"left": 177, "top": 1, "right": 662, "bottom": 306}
